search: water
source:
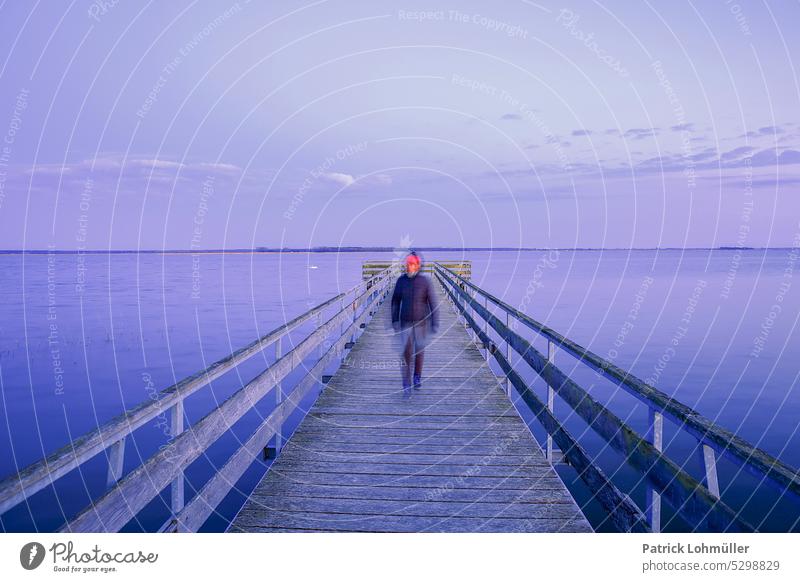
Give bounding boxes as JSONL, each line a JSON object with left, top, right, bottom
{"left": 1, "top": 249, "right": 798, "bottom": 532}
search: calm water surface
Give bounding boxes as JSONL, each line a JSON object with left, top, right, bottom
{"left": 1, "top": 250, "right": 798, "bottom": 531}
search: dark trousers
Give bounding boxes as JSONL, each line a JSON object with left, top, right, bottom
{"left": 399, "top": 322, "right": 427, "bottom": 386}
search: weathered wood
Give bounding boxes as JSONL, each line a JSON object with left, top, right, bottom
{"left": 699, "top": 444, "right": 721, "bottom": 498}
{"left": 309, "top": 407, "right": 517, "bottom": 419}
{"left": 646, "top": 409, "right": 663, "bottom": 532}
{"left": 437, "top": 264, "right": 800, "bottom": 503}
{"left": 363, "top": 260, "right": 471, "bottom": 281}
{"left": 230, "top": 280, "right": 590, "bottom": 533}
{"left": 167, "top": 287, "right": 388, "bottom": 532}
{"left": 437, "top": 266, "right": 753, "bottom": 533}
{"left": 546, "top": 340, "right": 555, "bottom": 462}
{"left": 170, "top": 401, "right": 185, "bottom": 529}
{"left": 274, "top": 459, "right": 551, "bottom": 478}
{"left": 302, "top": 415, "right": 522, "bottom": 430}
{"left": 286, "top": 439, "right": 538, "bottom": 455}
{"left": 236, "top": 495, "right": 583, "bottom": 520}
{"left": 231, "top": 512, "right": 590, "bottom": 533}
{"left": 290, "top": 426, "right": 525, "bottom": 439}
{"left": 58, "top": 272, "right": 393, "bottom": 533}
{"left": 252, "top": 469, "right": 566, "bottom": 490}
{"left": 248, "top": 482, "right": 575, "bottom": 504}
{"left": 437, "top": 269, "right": 649, "bottom": 532}
{"left": 0, "top": 269, "right": 394, "bottom": 516}
{"left": 105, "top": 438, "right": 125, "bottom": 489}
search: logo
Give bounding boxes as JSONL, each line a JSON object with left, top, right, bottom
{"left": 20, "top": 542, "right": 46, "bottom": 570}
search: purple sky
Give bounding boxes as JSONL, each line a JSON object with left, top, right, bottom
{"left": 0, "top": 1, "right": 798, "bottom": 250}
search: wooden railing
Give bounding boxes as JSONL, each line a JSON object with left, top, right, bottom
{"left": 0, "top": 267, "right": 397, "bottom": 532}
{"left": 434, "top": 263, "right": 800, "bottom": 533}
{"left": 362, "top": 259, "right": 471, "bottom": 281}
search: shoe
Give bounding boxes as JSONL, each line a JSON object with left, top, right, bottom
{"left": 403, "top": 382, "right": 412, "bottom": 399}
{"left": 413, "top": 374, "right": 422, "bottom": 390}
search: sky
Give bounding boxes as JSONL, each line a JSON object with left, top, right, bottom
{"left": 0, "top": 0, "right": 799, "bottom": 250}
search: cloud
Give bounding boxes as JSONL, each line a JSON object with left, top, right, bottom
{"left": 737, "top": 123, "right": 793, "bottom": 140}
{"left": 751, "top": 148, "right": 800, "bottom": 166}
{"left": 322, "top": 172, "right": 356, "bottom": 187}
{"left": 719, "top": 146, "right": 753, "bottom": 162}
{"left": 635, "top": 147, "right": 800, "bottom": 175}
{"left": 500, "top": 113, "right": 523, "bottom": 120}
{"left": 623, "top": 127, "right": 660, "bottom": 140}
{"left": 670, "top": 123, "right": 694, "bottom": 132}
{"left": 493, "top": 142, "right": 800, "bottom": 188}
{"left": 27, "top": 156, "right": 241, "bottom": 178}
{"left": 15, "top": 155, "right": 245, "bottom": 202}
{"left": 571, "top": 129, "right": 592, "bottom": 136}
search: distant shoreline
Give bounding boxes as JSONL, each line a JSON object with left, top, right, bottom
{"left": 0, "top": 246, "right": 789, "bottom": 254}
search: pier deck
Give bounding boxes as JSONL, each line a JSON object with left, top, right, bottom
{"left": 229, "top": 282, "right": 591, "bottom": 533}
{"left": 5, "top": 261, "right": 796, "bottom": 532}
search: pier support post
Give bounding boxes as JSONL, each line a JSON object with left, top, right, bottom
{"left": 646, "top": 409, "right": 663, "bottom": 532}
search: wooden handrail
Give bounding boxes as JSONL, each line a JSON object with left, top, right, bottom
{"left": 434, "top": 263, "right": 800, "bottom": 503}
{"left": 0, "top": 267, "right": 395, "bottom": 520}
{"left": 436, "top": 269, "right": 649, "bottom": 532}
{"left": 58, "top": 270, "right": 394, "bottom": 532}
{"left": 173, "top": 283, "right": 392, "bottom": 532}
{"left": 57, "top": 270, "right": 394, "bottom": 532}
{"left": 435, "top": 266, "right": 753, "bottom": 532}
{"left": 362, "top": 259, "right": 471, "bottom": 280}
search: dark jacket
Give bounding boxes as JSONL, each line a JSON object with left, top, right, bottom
{"left": 391, "top": 273, "right": 438, "bottom": 331}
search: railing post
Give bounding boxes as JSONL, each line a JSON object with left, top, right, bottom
{"left": 170, "top": 399, "right": 185, "bottom": 528}
{"left": 316, "top": 312, "right": 324, "bottom": 358}
{"left": 470, "top": 289, "right": 478, "bottom": 344}
{"left": 645, "top": 409, "right": 663, "bottom": 532}
{"left": 699, "top": 442, "right": 720, "bottom": 498}
{"left": 546, "top": 340, "right": 555, "bottom": 461}
{"left": 351, "top": 300, "right": 357, "bottom": 343}
{"left": 483, "top": 295, "right": 489, "bottom": 360}
{"left": 505, "top": 311, "right": 511, "bottom": 397}
{"left": 340, "top": 298, "right": 347, "bottom": 362}
{"left": 274, "top": 337, "right": 283, "bottom": 454}
{"left": 106, "top": 437, "right": 126, "bottom": 488}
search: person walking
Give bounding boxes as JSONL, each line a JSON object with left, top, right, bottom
{"left": 391, "top": 252, "right": 438, "bottom": 399}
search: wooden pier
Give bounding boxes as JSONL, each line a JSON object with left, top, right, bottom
{"left": 229, "top": 282, "right": 590, "bottom": 532}
{"left": 2, "top": 259, "right": 800, "bottom": 533}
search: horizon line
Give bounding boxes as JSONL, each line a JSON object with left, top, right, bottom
{"left": 0, "top": 245, "right": 789, "bottom": 254}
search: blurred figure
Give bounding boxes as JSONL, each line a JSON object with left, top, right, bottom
{"left": 391, "top": 252, "right": 438, "bottom": 398}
